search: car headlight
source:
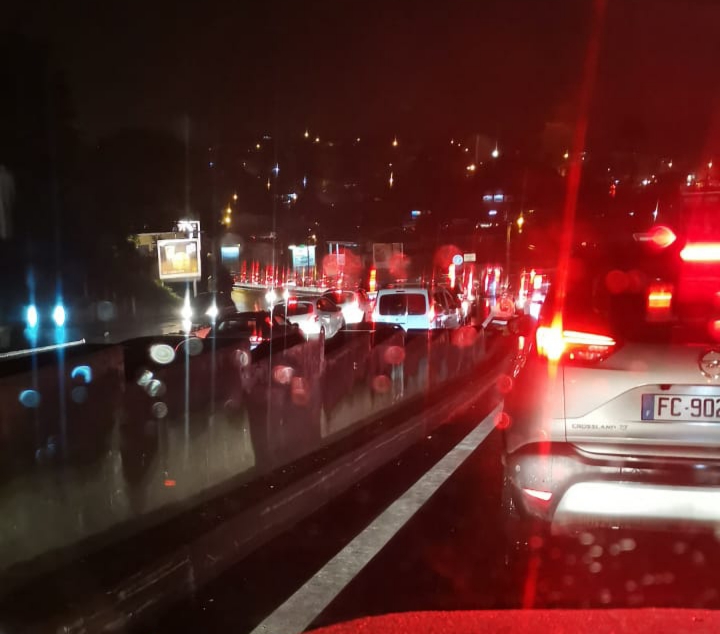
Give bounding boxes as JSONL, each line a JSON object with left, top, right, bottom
{"left": 181, "top": 304, "right": 193, "bottom": 320}
{"left": 206, "top": 304, "right": 219, "bottom": 319}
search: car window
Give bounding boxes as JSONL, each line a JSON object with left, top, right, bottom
{"left": 317, "top": 298, "right": 339, "bottom": 312}
{"left": 407, "top": 293, "right": 428, "bottom": 315}
{"left": 274, "top": 302, "right": 312, "bottom": 317}
{"left": 378, "top": 294, "right": 406, "bottom": 315}
{"left": 433, "top": 291, "right": 449, "bottom": 310}
{"left": 542, "top": 244, "right": 720, "bottom": 344}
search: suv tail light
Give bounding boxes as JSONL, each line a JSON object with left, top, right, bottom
{"left": 647, "top": 283, "right": 673, "bottom": 322}
{"left": 680, "top": 243, "right": 720, "bottom": 262}
{"left": 536, "top": 325, "right": 616, "bottom": 363}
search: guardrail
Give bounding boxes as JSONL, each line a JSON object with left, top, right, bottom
{"left": 0, "top": 324, "right": 513, "bottom": 631}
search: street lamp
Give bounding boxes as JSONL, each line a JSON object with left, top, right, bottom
{"left": 492, "top": 145, "right": 500, "bottom": 159}
{"left": 392, "top": 137, "right": 398, "bottom": 148}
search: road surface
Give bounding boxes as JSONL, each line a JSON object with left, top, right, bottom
{"left": 140, "top": 393, "right": 720, "bottom": 634}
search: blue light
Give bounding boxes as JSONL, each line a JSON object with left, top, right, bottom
{"left": 52, "top": 304, "right": 66, "bottom": 327}
{"left": 19, "top": 390, "right": 41, "bottom": 408}
{"left": 26, "top": 305, "right": 38, "bottom": 329}
{"left": 272, "top": 163, "right": 280, "bottom": 175}
{"left": 411, "top": 210, "right": 421, "bottom": 218}
{"left": 71, "top": 365, "right": 93, "bottom": 384}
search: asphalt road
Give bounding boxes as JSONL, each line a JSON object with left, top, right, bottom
{"left": 139, "top": 382, "right": 720, "bottom": 634}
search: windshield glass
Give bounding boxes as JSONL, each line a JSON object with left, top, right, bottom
{"left": 6, "top": 1, "right": 720, "bottom": 632}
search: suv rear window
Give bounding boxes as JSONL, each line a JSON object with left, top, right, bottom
{"left": 378, "top": 292, "right": 427, "bottom": 315}
{"left": 274, "top": 302, "right": 313, "bottom": 317}
{"left": 543, "top": 241, "right": 720, "bottom": 345}
{"left": 407, "top": 293, "right": 427, "bottom": 315}
{"left": 379, "top": 294, "right": 406, "bottom": 315}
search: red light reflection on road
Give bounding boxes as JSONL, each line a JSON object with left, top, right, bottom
{"left": 372, "top": 374, "right": 392, "bottom": 393}
{"left": 451, "top": 326, "right": 477, "bottom": 348}
{"left": 291, "top": 376, "right": 309, "bottom": 406}
{"left": 384, "top": 346, "right": 405, "bottom": 365}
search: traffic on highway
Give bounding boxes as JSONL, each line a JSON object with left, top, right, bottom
{"left": 4, "top": 1, "right": 720, "bottom": 633}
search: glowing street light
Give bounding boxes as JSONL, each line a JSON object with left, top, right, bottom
{"left": 517, "top": 214, "right": 525, "bottom": 231}
{"left": 563, "top": 150, "right": 569, "bottom": 160}
{"left": 314, "top": 136, "right": 320, "bottom": 143}
{"left": 226, "top": 206, "right": 232, "bottom": 215}
{"left": 256, "top": 143, "right": 261, "bottom": 150}
{"left": 709, "top": 161, "right": 714, "bottom": 169}
{"left": 304, "top": 129, "right": 309, "bottom": 139}
{"left": 53, "top": 304, "right": 66, "bottom": 328}
{"left": 392, "top": 137, "right": 398, "bottom": 147}
{"left": 492, "top": 146, "right": 500, "bottom": 159}
{"left": 389, "top": 171, "right": 394, "bottom": 188}
{"left": 232, "top": 193, "right": 238, "bottom": 201}
{"left": 466, "top": 164, "right": 476, "bottom": 172}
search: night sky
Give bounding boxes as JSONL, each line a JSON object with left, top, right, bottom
{"left": 9, "top": 0, "right": 720, "bottom": 157}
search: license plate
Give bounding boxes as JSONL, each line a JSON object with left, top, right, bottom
{"left": 642, "top": 394, "right": 720, "bottom": 421}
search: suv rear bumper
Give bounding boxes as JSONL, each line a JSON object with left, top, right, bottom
{"left": 504, "top": 443, "right": 720, "bottom": 534}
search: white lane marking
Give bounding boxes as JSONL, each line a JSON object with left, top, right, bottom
{"left": 250, "top": 402, "right": 502, "bottom": 634}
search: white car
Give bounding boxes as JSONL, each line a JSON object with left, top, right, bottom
{"left": 321, "top": 289, "right": 371, "bottom": 324}
{"left": 272, "top": 296, "right": 345, "bottom": 339}
{"left": 502, "top": 216, "right": 720, "bottom": 551}
{"left": 371, "top": 286, "right": 462, "bottom": 331}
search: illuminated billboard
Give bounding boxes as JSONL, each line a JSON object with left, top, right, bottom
{"left": 157, "top": 238, "right": 202, "bottom": 281}
{"left": 290, "top": 244, "right": 316, "bottom": 269}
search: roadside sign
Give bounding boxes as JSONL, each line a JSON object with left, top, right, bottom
{"left": 157, "top": 238, "right": 201, "bottom": 281}
{"left": 463, "top": 252, "right": 477, "bottom": 262}
{"left": 452, "top": 254, "right": 464, "bottom": 266}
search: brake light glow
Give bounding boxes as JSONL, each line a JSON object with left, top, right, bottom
{"left": 647, "top": 289, "right": 672, "bottom": 309}
{"left": 369, "top": 268, "right": 377, "bottom": 293}
{"left": 680, "top": 243, "right": 720, "bottom": 262}
{"left": 288, "top": 298, "right": 298, "bottom": 306}
{"left": 536, "top": 325, "right": 616, "bottom": 363}
{"left": 428, "top": 304, "right": 436, "bottom": 322}
{"left": 649, "top": 225, "right": 677, "bottom": 248}
{"left": 522, "top": 488, "right": 553, "bottom": 502}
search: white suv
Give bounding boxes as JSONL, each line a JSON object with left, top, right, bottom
{"left": 502, "top": 215, "right": 720, "bottom": 551}
{"left": 371, "top": 286, "right": 462, "bottom": 331}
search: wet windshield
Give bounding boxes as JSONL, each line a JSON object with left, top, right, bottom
{"left": 5, "top": 1, "right": 720, "bottom": 632}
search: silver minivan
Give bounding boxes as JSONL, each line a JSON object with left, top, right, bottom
{"left": 372, "top": 286, "right": 461, "bottom": 330}
{"left": 502, "top": 215, "right": 720, "bottom": 548}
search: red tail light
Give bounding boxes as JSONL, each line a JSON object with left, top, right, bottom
{"left": 649, "top": 225, "right": 677, "bottom": 248}
{"left": 249, "top": 335, "right": 263, "bottom": 345}
{"left": 680, "top": 243, "right": 720, "bottom": 262}
{"left": 647, "top": 283, "right": 673, "bottom": 322}
{"left": 536, "top": 325, "right": 616, "bottom": 363}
